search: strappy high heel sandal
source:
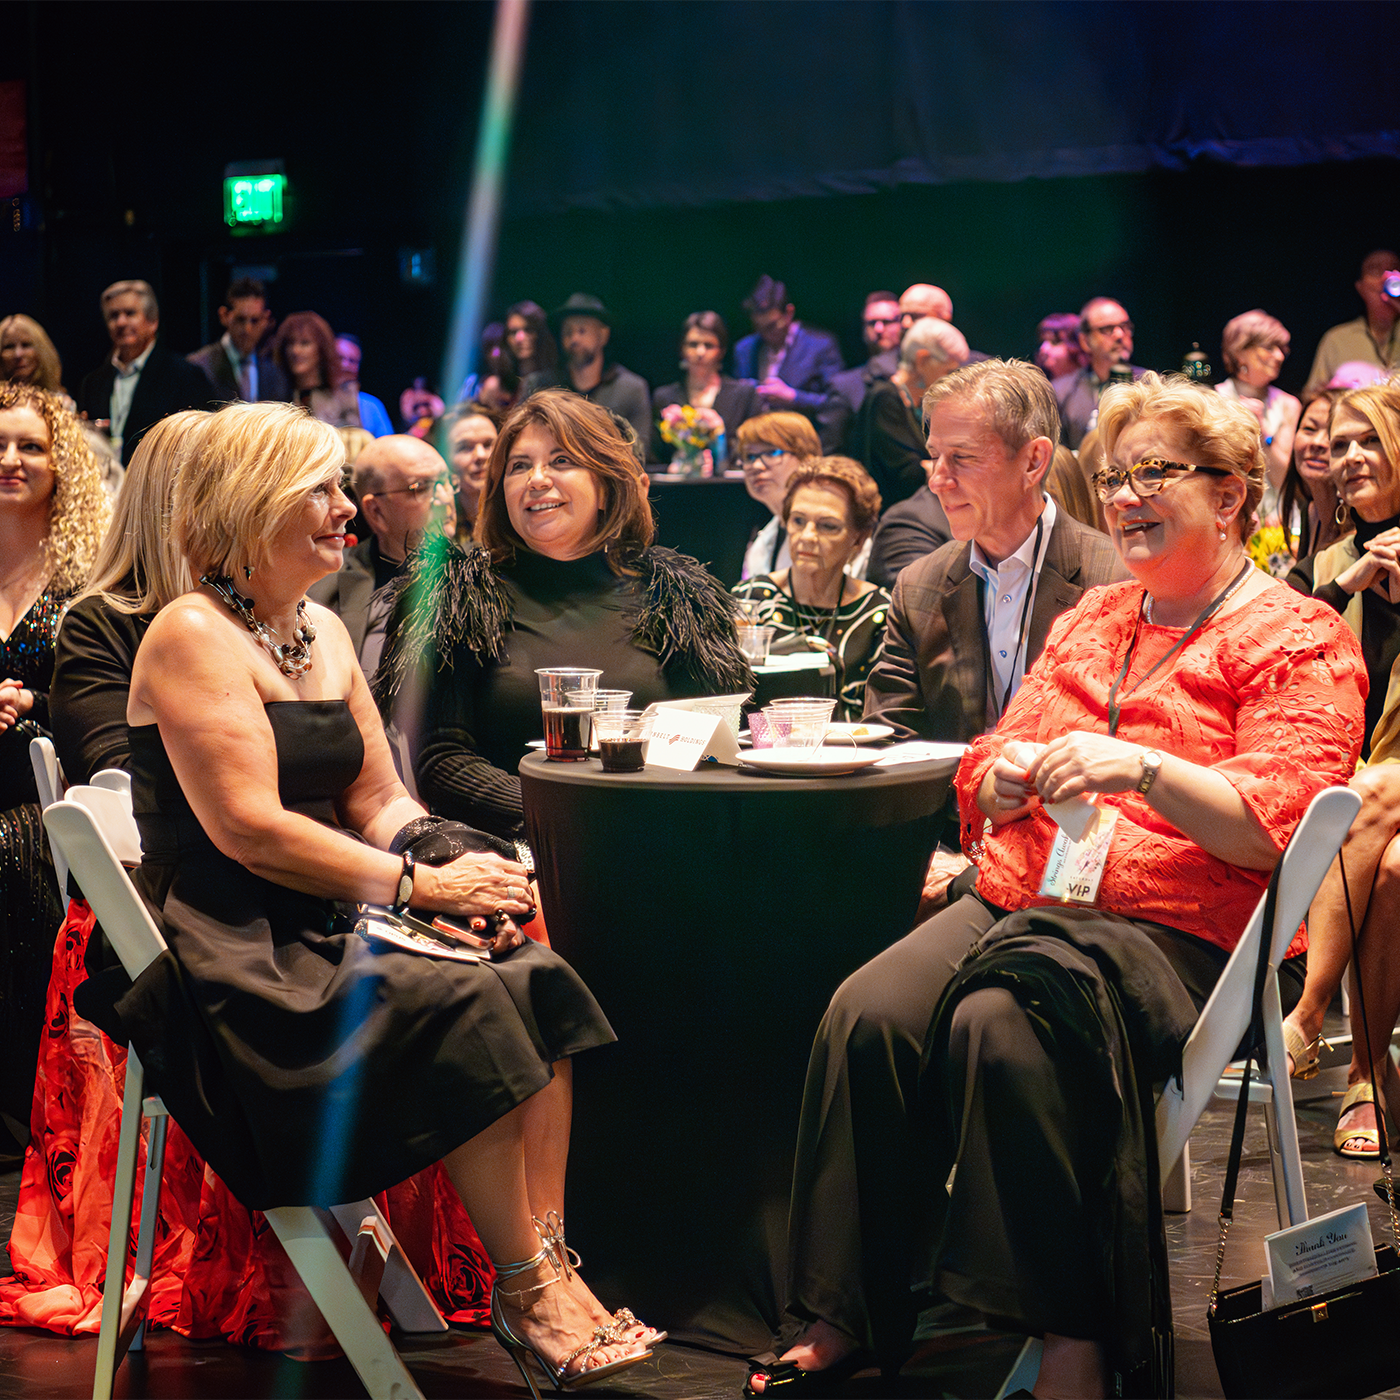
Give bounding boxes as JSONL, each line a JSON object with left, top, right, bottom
{"left": 1283, "top": 1021, "right": 1327, "bottom": 1080}
{"left": 533, "top": 1211, "right": 668, "bottom": 1348}
{"left": 491, "top": 1244, "right": 652, "bottom": 1398}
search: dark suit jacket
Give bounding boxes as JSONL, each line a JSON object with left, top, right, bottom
{"left": 187, "top": 341, "right": 289, "bottom": 404}
{"left": 650, "top": 376, "right": 762, "bottom": 463}
{"left": 866, "top": 487, "right": 952, "bottom": 589}
{"left": 851, "top": 378, "right": 927, "bottom": 509}
{"left": 307, "top": 537, "right": 379, "bottom": 658}
{"left": 732, "top": 323, "right": 844, "bottom": 421}
{"left": 78, "top": 344, "right": 214, "bottom": 464}
{"left": 1051, "top": 364, "right": 1146, "bottom": 450}
{"left": 863, "top": 509, "right": 1124, "bottom": 742}
{"left": 825, "top": 350, "right": 896, "bottom": 454}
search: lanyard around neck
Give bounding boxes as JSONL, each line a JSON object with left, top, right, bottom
{"left": 987, "top": 511, "right": 1047, "bottom": 720}
{"left": 1106, "top": 561, "right": 1253, "bottom": 737}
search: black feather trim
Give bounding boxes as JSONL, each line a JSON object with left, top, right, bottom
{"left": 374, "top": 538, "right": 754, "bottom": 711}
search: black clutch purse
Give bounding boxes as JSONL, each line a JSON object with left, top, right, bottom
{"left": 1207, "top": 854, "right": 1400, "bottom": 1400}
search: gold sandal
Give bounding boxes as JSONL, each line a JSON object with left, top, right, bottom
{"left": 1335, "top": 1081, "right": 1382, "bottom": 1159}
{"left": 1283, "top": 1021, "right": 1327, "bottom": 1080}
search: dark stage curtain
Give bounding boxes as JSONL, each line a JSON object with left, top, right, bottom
{"left": 509, "top": 0, "right": 1400, "bottom": 212}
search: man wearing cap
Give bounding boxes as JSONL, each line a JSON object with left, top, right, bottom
{"left": 518, "top": 293, "right": 651, "bottom": 450}
{"left": 732, "top": 275, "right": 844, "bottom": 446}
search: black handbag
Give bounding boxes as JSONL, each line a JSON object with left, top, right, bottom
{"left": 1207, "top": 853, "right": 1400, "bottom": 1400}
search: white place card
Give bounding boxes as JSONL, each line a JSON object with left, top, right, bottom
{"left": 1262, "top": 1202, "right": 1377, "bottom": 1309}
{"left": 646, "top": 706, "right": 741, "bottom": 769}
{"left": 872, "top": 742, "right": 969, "bottom": 766}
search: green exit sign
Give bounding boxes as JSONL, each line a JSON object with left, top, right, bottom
{"left": 224, "top": 173, "right": 285, "bottom": 227}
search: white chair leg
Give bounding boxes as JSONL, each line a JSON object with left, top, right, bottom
{"left": 92, "top": 1047, "right": 146, "bottom": 1400}
{"left": 996, "top": 1335, "right": 1042, "bottom": 1399}
{"left": 128, "top": 1105, "right": 169, "bottom": 1351}
{"left": 265, "top": 1205, "right": 425, "bottom": 1400}
{"left": 1262, "top": 978, "right": 1309, "bottom": 1226}
{"left": 1161, "top": 1141, "right": 1192, "bottom": 1213}
{"left": 329, "top": 1200, "right": 447, "bottom": 1334}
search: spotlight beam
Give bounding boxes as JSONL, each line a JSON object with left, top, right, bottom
{"left": 442, "top": 0, "right": 531, "bottom": 403}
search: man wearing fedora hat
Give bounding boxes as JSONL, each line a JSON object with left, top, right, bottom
{"left": 518, "top": 293, "right": 651, "bottom": 452}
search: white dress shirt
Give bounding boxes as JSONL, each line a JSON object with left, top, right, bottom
{"left": 968, "top": 496, "right": 1056, "bottom": 717}
{"left": 109, "top": 342, "right": 155, "bottom": 459}
{"left": 742, "top": 514, "right": 791, "bottom": 580}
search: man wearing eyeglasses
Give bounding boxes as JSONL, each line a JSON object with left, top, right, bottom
{"left": 864, "top": 358, "right": 1123, "bottom": 906}
{"left": 309, "top": 435, "right": 456, "bottom": 673}
{"left": 1051, "top": 297, "right": 1145, "bottom": 450}
{"left": 825, "top": 292, "right": 904, "bottom": 450}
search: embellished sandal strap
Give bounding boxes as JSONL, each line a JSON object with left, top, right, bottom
{"left": 559, "top": 1325, "right": 615, "bottom": 1371}
{"left": 533, "top": 1211, "right": 582, "bottom": 1279}
{"left": 492, "top": 1243, "right": 560, "bottom": 1306}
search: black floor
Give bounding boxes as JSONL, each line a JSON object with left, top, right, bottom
{"left": 3, "top": 1018, "right": 1399, "bottom": 1399}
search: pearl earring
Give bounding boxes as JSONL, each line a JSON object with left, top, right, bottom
{"left": 1219, "top": 530, "right": 1227, "bottom": 541}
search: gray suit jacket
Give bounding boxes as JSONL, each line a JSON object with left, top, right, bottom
{"left": 308, "top": 538, "right": 378, "bottom": 659}
{"left": 863, "top": 510, "right": 1125, "bottom": 742}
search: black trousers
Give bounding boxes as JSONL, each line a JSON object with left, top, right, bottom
{"left": 784, "top": 892, "right": 1303, "bottom": 1357}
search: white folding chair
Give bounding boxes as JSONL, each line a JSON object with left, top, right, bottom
{"left": 42, "top": 796, "right": 448, "bottom": 1400}
{"left": 89, "top": 768, "right": 132, "bottom": 801}
{"left": 997, "top": 785, "right": 1361, "bottom": 1399}
{"left": 29, "top": 735, "right": 68, "bottom": 892}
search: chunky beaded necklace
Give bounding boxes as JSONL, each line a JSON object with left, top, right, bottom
{"left": 202, "top": 574, "right": 316, "bottom": 678}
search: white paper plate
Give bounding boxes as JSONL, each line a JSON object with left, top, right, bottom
{"left": 739, "top": 746, "right": 885, "bottom": 777}
{"left": 825, "top": 721, "right": 895, "bottom": 745}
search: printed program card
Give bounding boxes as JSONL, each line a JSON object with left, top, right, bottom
{"left": 1262, "top": 1201, "right": 1377, "bottom": 1309}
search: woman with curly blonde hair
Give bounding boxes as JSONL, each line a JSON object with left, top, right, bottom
{"left": 0, "top": 381, "right": 109, "bottom": 1151}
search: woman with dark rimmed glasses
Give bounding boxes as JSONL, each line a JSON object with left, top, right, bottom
{"left": 747, "top": 374, "right": 1365, "bottom": 1399}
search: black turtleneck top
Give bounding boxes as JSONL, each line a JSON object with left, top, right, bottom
{"left": 1289, "top": 513, "right": 1400, "bottom": 759}
{"left": 417, "top": 549, "right": 698, "bottom": 837}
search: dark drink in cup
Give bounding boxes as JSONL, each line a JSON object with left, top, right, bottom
{"left": 599, "top": 737, "right": 647, "bottom": 772}
{"left": 543, "top": 705, "right": 593, "bottom": 760}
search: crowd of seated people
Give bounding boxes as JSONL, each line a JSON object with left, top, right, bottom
{"left": 3, "top": 248, "right": 1400, "bottom": 1399}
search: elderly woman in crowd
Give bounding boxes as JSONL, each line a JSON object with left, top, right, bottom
{"left": 853, "top": 316, "right": 969, "bottom": 509}
{"left": 273, "top": 311, "right": 360, "bottom": 428}
{"left": 435, "top": 400, "right": 500, "bottom": 542}
{"left": 746, "top": 375, "right": 1365, "bottom": 1399}
{"left": 651, "top": 311, "right": 762, "bottom": 465}
{"left": 379, "top": 389, "right": 751, "bottom": 838}
{"left": 733, "top": 457, "right": 888, "bottom": 719}
{"left": 89, "top": 401, "right": 655, "bottom": 1388}
{"left": 0, "top": 383, "right": 109, "bottom": 1147}
{"left": 735, "top": 411, "right": 822, "bottom": 580}
{"left": 1217, "top": 309, "right": 1301, "bottom": 490}
{"left": 1283, "top": 382, "right": 1400, "bottom": 1157}
{"left": 1278, "top": 385, "right": 1346, "bottom": 561}
{"left": 0, "top": 315, "right": 67, "bottom": 399}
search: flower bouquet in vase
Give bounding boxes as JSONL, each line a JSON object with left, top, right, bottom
{"left": 659, "top": 403, "right": 724, "bottom": 478}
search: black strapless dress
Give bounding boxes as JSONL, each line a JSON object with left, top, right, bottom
{"left": 109, "top": 700, "right": 614, "bottom": 1210}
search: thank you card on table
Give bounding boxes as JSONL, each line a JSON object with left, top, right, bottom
{"left": 646, "top": 705, "right": 741, "bottom": 769}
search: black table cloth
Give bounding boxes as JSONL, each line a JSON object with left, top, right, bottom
{"left": 519, "top": 750, "right": 958, "bottom": 1352}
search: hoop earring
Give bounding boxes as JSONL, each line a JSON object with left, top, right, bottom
{"left": 1336, "top": 499, "right": 1351, "bottom": 529}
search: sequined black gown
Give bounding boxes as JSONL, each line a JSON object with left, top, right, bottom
{"left": 0, "top": 592, "right": 66, "bottom": 1142}
{"left": 109, "top": 699, "right": 614, "bottom": 1210}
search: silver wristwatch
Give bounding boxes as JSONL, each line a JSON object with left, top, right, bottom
{"left": 1137, "top": 749, "right": 1163, "bottom": 795}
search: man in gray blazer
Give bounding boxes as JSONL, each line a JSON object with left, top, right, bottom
{"left": 864, "top": 358, "right": 1123, "bottom": 745}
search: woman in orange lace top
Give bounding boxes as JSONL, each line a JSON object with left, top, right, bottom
{"left": 747, "top": 375, "right": 1365, "bottom": 1400}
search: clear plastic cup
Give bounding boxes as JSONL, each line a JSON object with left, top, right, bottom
{"left": 763, "top": 700, "right": 833, "bottom": 755}
{"left": 736, "top": 624, "right": 775, "bottom": 664}
{"left": 536, "top": 668, "right": 603, "bottom": 761}
{"left": 692, "top": 692, "right": 752, "bottom": 741}
{"left": 592, "top": 709, "right": 654, "bottom": 772}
